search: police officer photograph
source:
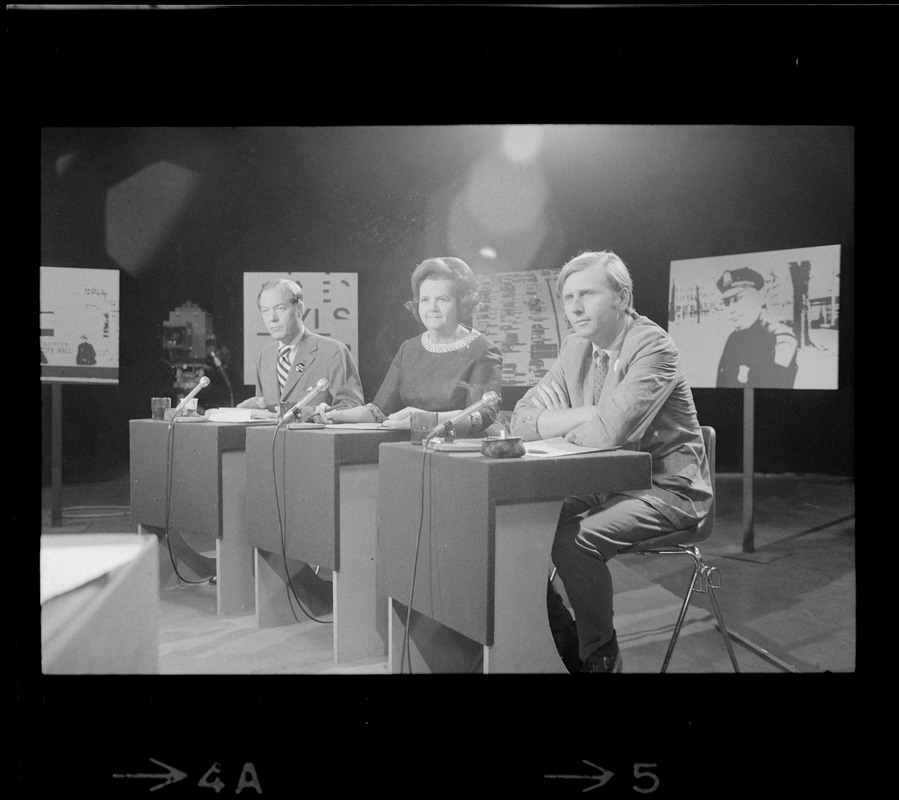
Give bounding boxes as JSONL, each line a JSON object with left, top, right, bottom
{"left": 715, "top": 266, "right": 798, "bottom": 388}
{"left": 668, "top": 245, "right": 841, "bottom": 392}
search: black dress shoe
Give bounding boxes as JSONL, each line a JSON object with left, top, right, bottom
{"left": 580, "top": 632, "right": 623, "bottom": 673}
{"left": 551, "top": 622, "right": 582, "bottom": 673}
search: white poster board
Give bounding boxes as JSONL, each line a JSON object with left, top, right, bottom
{"left": 40, "top": 266, "right": 120, "bottom": 384}
{"left": 668, "top": 245, "right": 841, "bottom": 390}
{"left": 243, "top": 272, "right": 358, "bottom": 386}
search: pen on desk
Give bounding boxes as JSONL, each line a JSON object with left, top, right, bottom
{"left": 529, "top": 449, "right": 548, "bottom": 454}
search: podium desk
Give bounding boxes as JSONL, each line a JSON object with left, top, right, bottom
{"left": 129, "top": 419, "right": 255, "bottom": 615}
{"left": 377, "top": 443, "right": 653, "bottom": 673}
{"left": 245, "top": 425, "right": 408, "bottom": 662}
{"left": 41, "top": 533, "right": 159, "bottom": 674}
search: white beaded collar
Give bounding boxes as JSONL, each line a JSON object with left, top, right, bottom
{"left": 420, "top": 327, "right": 481, "bottom": 353}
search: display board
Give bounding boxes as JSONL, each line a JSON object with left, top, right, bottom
{"left": 668, "top": 245, "right": 841, "bottom": 390}
{"left": 243, "top": 272, "right": 358, "bottom": 386}
{"left": 472, "top": 268, "right": 572, "bottom": 386}
{"left": 40, "top": 266, "right": 120, "bottom": 384}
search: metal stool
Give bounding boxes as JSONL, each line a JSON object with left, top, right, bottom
{"left": 620, "top": 426, "right": 740, "bottom": 672}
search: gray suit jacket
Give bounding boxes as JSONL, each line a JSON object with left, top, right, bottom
{"left": 511, "top": 315, "right": 711, "bottom": 529}
{"left": 254, "top": 329, "right": 364, "bottom": 413}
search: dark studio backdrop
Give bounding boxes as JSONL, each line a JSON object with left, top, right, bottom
{"left": 28, "top": 3, "right": 868, "bottom": 488}
{"left": 40, "top": 122, "right": 854, "bottom": 484}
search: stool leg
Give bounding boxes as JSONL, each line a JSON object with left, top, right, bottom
{"left": 660, "top": 565, "right": 700, "bottom": 673}
{"left": 706, "top": 585, "right": 741, "bottom": 673}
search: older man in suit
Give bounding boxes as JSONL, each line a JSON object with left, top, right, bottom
{"left": 511, "top": 251, "right": 712, "bottom": 673}
{"left": 238, "top": 277, "right": 364, "bottom": 609}
{"left": 238, "top": 279, "right": 364, "bottom": 417}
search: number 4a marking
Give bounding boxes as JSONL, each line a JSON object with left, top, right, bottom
{"left": 198, "top": 762, "right": 262, "bottom": 794}
{"left": 198, "top": 762, "right": 225, "bottom": 793}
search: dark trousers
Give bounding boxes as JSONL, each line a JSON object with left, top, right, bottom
{"left": 548, "top": 493, "right": 678, "bottom": 661}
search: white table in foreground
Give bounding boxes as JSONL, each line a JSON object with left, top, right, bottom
{"left": 41, "top": 533, "right": 159, "bottom": 674}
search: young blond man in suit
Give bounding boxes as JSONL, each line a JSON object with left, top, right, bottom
{"left": 512, "top": 251, "right": 711, "bottom": 673}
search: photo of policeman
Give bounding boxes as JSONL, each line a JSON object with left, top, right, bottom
{"left": 715, "top": 267, "right": 798, "bottom": 388}
{"left": 667, "top": 245, "right": 840, "bottom": 391}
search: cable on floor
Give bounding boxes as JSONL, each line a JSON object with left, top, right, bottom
{"left": 62, "top": 505, "right": 131, "bottom": 518}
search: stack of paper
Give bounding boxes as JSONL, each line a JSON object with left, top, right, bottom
{"left": 524, "top": 436, "right": 618, "bottom": 457}
{"left": 426, "top": 438, "right": 483, "bottom": 452}
{"left": 325, "top": 422, "right": 386, "bottom": 430}
{"left": 204, "top": 408, "right": 278, "bottom": 423}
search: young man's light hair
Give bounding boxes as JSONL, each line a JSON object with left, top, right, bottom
{"left": 556, "top": 251, "right": 636, "bottom": 317}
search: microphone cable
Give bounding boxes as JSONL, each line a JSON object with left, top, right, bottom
{"left": 163, "top": 417, "right": 215, "bottom": 586}
{"left": 270, "top": 415, "right": 332, "bottom": 624}
{"left": 399, "top": 439, "right": 432, "bottom": 674}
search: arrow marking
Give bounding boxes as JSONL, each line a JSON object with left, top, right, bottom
{"left": 113, "top": 758, "right": 189, "bottom": 791}
{"left": 545, "top": 760, "right": 614, "bottom": 792}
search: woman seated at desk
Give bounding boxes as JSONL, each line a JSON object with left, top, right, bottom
{"left": 318, "top": 256, "right": 503, "bottom": 438}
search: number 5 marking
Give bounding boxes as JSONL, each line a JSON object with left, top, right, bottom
{"left": 633, "top": 763, "right": 659, "bottom": 794}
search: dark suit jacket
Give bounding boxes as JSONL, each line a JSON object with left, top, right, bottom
{"left": 254, "top": 329, "right": 364, "bottom": 413}
{"left": 511, "top": 315, "right": 712, "bottom": 529}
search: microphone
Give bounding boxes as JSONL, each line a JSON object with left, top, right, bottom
{"left": 281, "top": 378, "right": 330, "bottom": 423}
{"left": 173, "top": 376, "right": 210, "bottom": 415}
{"left": 425, "top": 390, "right": 500, "bottom": 442}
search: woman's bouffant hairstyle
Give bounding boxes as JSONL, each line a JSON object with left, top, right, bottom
{"left": 406, "top": 256, "right": 481, "bottom": 325}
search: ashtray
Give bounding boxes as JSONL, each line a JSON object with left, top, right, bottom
{"left": 480, "top": 436, "right": 526, "bottom": 459}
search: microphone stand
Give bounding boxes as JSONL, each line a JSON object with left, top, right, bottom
{"left": 440, "top": 420, "right": 456, "bottom": 443}
{"left": 423, "top": 420, "right": 455, "bottom": 449}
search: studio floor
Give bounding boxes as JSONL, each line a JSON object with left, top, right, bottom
{"left": 38, "top": 470, "right": 855, "bottom": 675}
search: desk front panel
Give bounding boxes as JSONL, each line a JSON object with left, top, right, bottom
{"left": 129, "top": 419, "right": 248, "bottom": 539}
{"left": 378, "top": 443, "right": 652, "bottom": 647}
{"left": 245, "top": 426, "right": 407, "bottom": 569}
